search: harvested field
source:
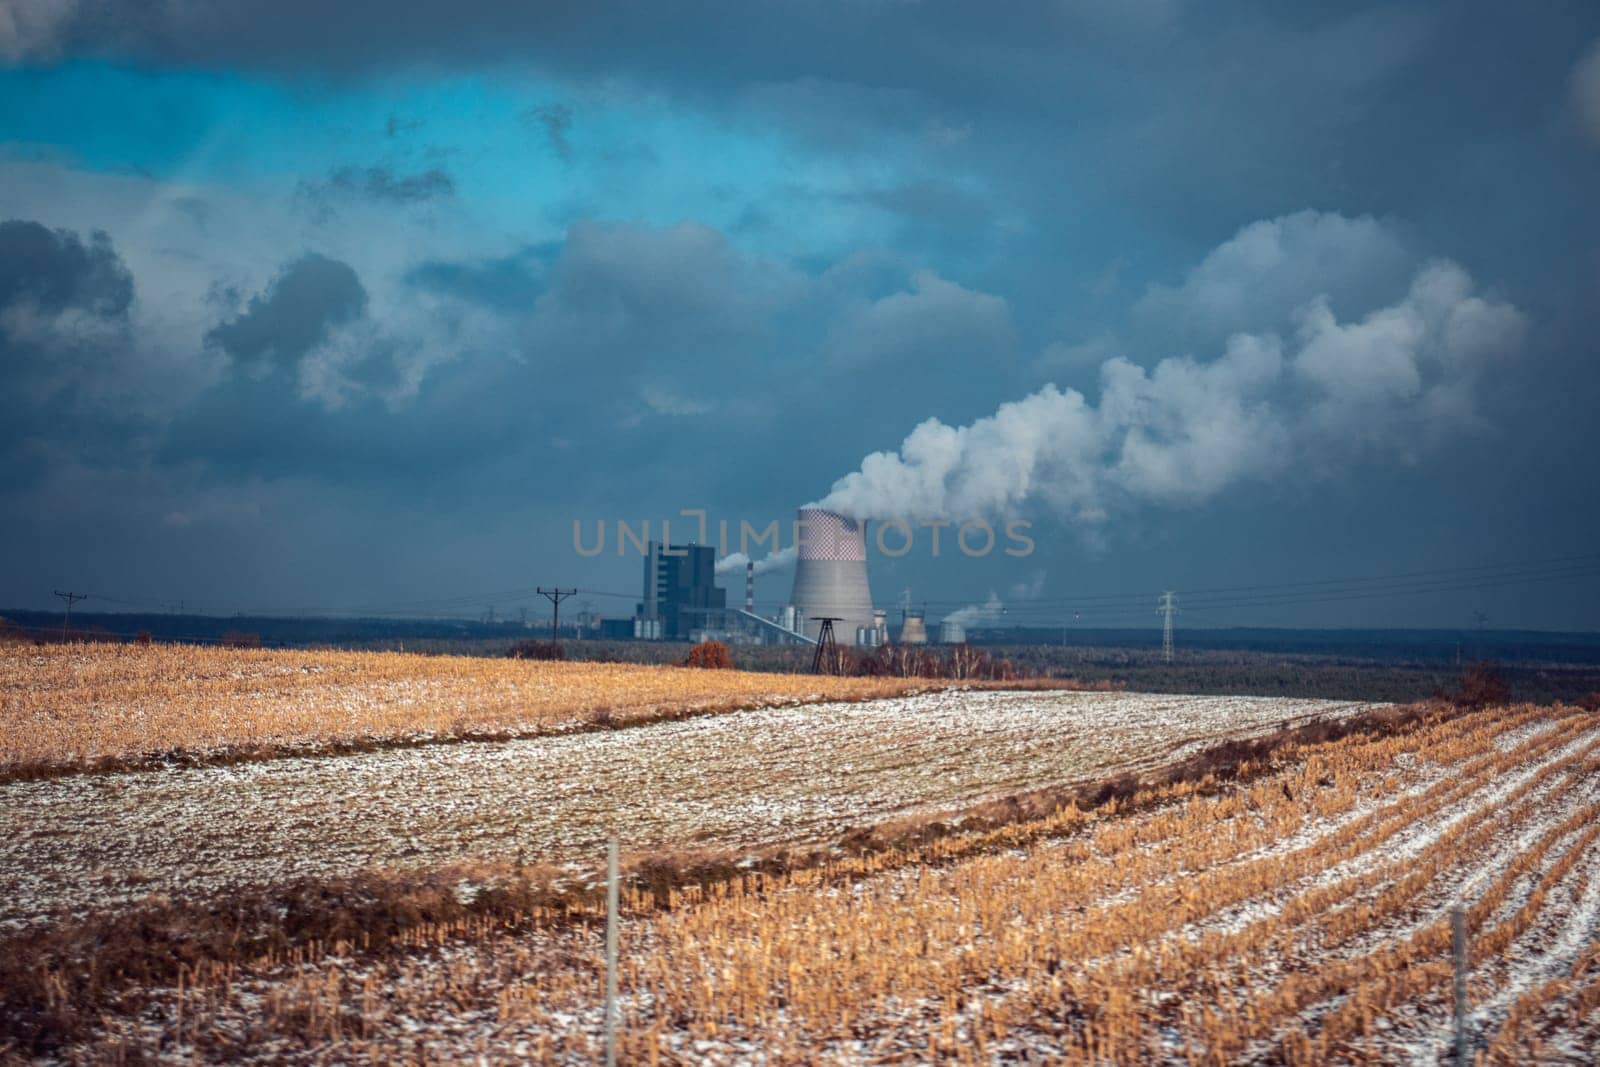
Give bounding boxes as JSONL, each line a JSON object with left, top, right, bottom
{"left": 0, "top": 689, "right": 1370, "bottom": 929}
{"left": 18, "top": 702, "right": 1599, "bottom": 1065}
{"left": 0, "top": 643, "right": 955, "bottom": 781}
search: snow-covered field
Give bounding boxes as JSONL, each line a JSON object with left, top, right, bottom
{"left": 59, "top": 702, "right": 1596, "bottom": 1065}
{"left": 0, "top": 689, "right": 1372, "bottom": 929}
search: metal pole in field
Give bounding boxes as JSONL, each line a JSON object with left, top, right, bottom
{"left": 1158, "top": 591, "right": 1178, "bottom": 664}
{"left": 1452, "top": 905, "right": 1468, "bottom": 1067}
{"left": 605, "top": 838, "right": 619, "bottom": 1067}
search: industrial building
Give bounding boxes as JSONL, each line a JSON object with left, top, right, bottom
{"left": 636, "top": 541, "right": 726, "bottom": 640}
{"left": 619, "top": 508, "right": 924, "bottom": 650}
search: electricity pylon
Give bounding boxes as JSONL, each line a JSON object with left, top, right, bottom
{"left": 1158, "top": 591, "right": 1178, "bottom": 664}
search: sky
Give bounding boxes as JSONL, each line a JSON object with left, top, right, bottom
{"left": 1, "top": 0, "right": 1598, "bottom": 631}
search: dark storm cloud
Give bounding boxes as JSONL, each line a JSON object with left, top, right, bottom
{"left": 299, "top": 165, "right": 455, "bottom": 211}
{"left": 0, "top": 219, "right": 132, "bottom": 317}
{"left": 852, "top": 181, "right": 991, "bottom": 228}
{"left": 5, "top": 2, "right": 1147, "bottom": 82}
{"left": 405, "top": 245, "right": 549, "bottom": 311}
{"left": 0, "top": 220, "right": 139, "bottom": 480}
{"left": 522, "top": 103, "right": 573, "bottom": 160}
{"left": 157, "top": 218, "right": 1023, "bottom": 507}
{"left": 384, "top": 113, "right": 424, "bottom": 138}
{"left": 7, "top": 2, "right": 1600, "bottom": 627}
{"left": 205, "top": 254, "right": 367, "bottom": 369}
{"left": 22, "top": 4, "right": 1600, "bottom": 263}
{"left": 166, "top": 255, "right": 422, "bottom": 482}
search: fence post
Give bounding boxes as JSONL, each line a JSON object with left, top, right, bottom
{"left": 605, "top": 838, "right": 619, "bottom": 1067}
{"left": 1452, "top": 905, "right": 1469, "bottom": 1067}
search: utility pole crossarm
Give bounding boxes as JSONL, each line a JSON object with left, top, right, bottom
{"left": 536, "top": 586, "right": 578, "bottom": 641}
{"left": 53, "top": 589, "right": 87, "bottom": 642}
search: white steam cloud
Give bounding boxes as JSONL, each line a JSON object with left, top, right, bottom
{"left": 714, "top": 545, "right": 797, "bottom": 578}
{"left": 943, "top": 591, "right": 1006, "bottom": 630}
{"left": 818, "top": 219, "right": 1524, "bottom": 525}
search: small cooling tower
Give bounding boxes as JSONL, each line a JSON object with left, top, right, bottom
{"left": 899, "top": 609, "right": 929, "bottom": 645}
{"left": 789, "top": 507, "right": 875, "bottom": 642}
{"left": 938, "top": 619, "right": 967, "bottom": 644}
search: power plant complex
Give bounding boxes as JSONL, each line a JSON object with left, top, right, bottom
{"left": 610, "top": 507, "right": 953, "bottom": 647}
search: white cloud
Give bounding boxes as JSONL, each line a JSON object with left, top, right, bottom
{"left": 1100, "top": 331, "right": 1289, "bottom": 501}
{"left": 1034, "top": 333, "right": 1118, "bottom": 375}
{"left": 1294, "top": 259, "right": 1525, "bottom": 445}
{"left": 825, "top": 269, "right": 1012, "bottom": 367}
{"left": 639, "top": 384, "right": 712, "bottom": 417}
{"left": 1571, "top": 39, "right": 1600, "bottom": 143}
{"left": 1136, "top": 209, "right": 1414, "bottom": 345}
{"left": 821, "top": 212, "right": 1525, "bottom": 527}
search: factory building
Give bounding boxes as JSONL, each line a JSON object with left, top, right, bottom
{"left": 637, "top": 541, "right": 726, "bottom": 640}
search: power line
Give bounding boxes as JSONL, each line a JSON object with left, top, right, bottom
{"left": 52, "top": 589, "right": 87, "bottom": 641}
{"left": 931, "top": 562, "right": 1600, "bottom": 623}
{"left": 899, "top": 551, "right": 1600, "bottom": 610}
{"left": 30, "top": 550, "right": 1600, "bottom": 630}
{"left": 536, "top": 587, "right": 577, "bottom": 641}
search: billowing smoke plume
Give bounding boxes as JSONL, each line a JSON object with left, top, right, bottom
{"left": 944, "top": 591, "right": 1006, "bottom": 629}
{"left": 714, "top": 545, "right": 797, "bottom": 577}
{"left": 817, "top": 255, "right": 1524, "bottom": 524}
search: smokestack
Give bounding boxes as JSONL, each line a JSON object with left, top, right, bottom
{"left": 745, "top": 560, "right": 755, "bottom": 612}
{"left": 788, "top": 507, "right": 874, "bottom": 642}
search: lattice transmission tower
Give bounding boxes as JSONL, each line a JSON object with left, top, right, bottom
{"left": 1158, "top": 591, "right": 1178, "bottom": 664}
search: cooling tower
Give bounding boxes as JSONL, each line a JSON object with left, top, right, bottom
{"left": 789, "top": 507, "right": 875, "bottom": 642}
{"left": 899, "top": 610, "right": 929, "bottom": 645}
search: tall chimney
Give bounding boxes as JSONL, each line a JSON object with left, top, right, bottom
{"left": 745, "top": 560, "right": 755, "bottom": 612}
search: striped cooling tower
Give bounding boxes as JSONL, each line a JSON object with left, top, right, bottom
{"left": 789, "top": 507, "right": 875, "bottom": 643}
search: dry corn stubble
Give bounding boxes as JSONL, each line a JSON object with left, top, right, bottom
{"left": 0, "top": 642, "right": 961, "bottom": 779}
{"left": 37, "top": 702, "right": 1600, "bottom": 1064}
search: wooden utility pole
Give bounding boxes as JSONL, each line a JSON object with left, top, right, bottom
{"left": 604, "top": 839, "right": 619, "bottom": 1067}
{"left": 536, "top": 587, "right": 576, "bottom": 641}
{"left": 1453, "top": 905, "right": 1469, "bottom": 1067}
{"left": 53, "top": 590, "right": 87, "bottom": 642}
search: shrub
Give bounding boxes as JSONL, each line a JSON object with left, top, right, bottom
{"left": 1445, "top": 662, "right": 1511, "bottom": 709}
{"left": 134, "top": 631, "right": 153, "bottom": 646}
{"left": 219, "top": 630, "right": 261, "bottom": 649}
{"left": 683, "top": 640, "right": 734, "bottom": 670}
{"left": 508, "top": 640, "right": 566, "bottom": 661}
